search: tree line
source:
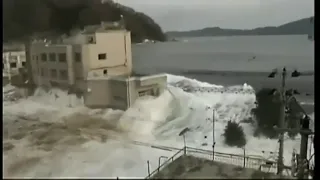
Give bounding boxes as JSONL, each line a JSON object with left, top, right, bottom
{"left": 3, "top": 0, "right": 167, "bottom": 43}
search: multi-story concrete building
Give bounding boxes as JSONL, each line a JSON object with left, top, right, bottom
{"left": 29, "top": 23, "right": 166, "bottom": 110}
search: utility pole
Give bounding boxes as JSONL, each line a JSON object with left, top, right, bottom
{"left": 206, "top": 106, "right": 216, "bottom": 161}
{"left": 297, "top": 115, "right": 312, "bottom": 179}
{"left": 277, "top": 67, "right": 287, "bottom": 176}
{"left": 275, "top": 125, "right": 313, "bottom": 179}
{"left": 24, "top": 38, "right": 35, "bottom": 95}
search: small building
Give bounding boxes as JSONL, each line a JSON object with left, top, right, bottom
{"left": 29, "top": 22, "right": 166, "bottom": 110}
{"left": 3, "top": 50, "right": 26, "bottom": 77}
{"left": 85, "top": 74, "right": 167, "bottom": 110}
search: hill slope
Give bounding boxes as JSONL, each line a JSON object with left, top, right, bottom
{"left": 166, "top": 17, "right": 314, "bottom": 38}
{"left": 3, "top": 0, "right": 166, "bottom": 43}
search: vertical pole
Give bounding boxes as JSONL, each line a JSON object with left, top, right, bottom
{"left": 7, "top": 53, "right": 12, "bottom": 83}
{"left": 183, "top": 135, "right": 186, "bottom": 155}
{"left": 243, "top": 148, "right": 246, "bottom": 168}
{"left": 309, "top": 136, "right": 312, "bottom": 162}
{"left": 212, "top": 109, "right": 215, "bottom": 161}
{"left": 298, "top": 134, "right": 308, "bottom": 179}
{"left": 147, "top": 160, "right": 150, "bottom": 177}
{"left": 298, "top": 116, "right": 310, "bottom": 179}
{"left": 25, "top": 39, "right": 34, "bottom": 95}
{"left": 277, "top": 67, "right": 286, "bottom": 176}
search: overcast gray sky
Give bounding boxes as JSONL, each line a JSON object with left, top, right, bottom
{"left": 115, "top": 0, "right": 314, "bottom": 31}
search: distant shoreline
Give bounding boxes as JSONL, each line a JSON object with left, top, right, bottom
{"left": 166, "top": 16, "right": 314, "bottom": 38}
{"left": 169, "top": 34, "right": 310, "bottom": 39}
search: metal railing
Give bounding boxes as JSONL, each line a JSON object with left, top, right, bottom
{"left": 146, "top": 147, "right": 185, "bottom": 179}
{"left": 185, "top": 147, "right": 277, "bottom": 173}
{"left": 146, "top": 146, "right": 278, "bottom": 179}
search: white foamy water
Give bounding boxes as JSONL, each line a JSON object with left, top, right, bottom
{"left": 3, "top": 74, "right": 314, "bottom": 178}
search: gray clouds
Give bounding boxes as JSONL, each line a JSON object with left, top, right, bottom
{"left": 114, "top": 0, "right": 314, "bottom": 31}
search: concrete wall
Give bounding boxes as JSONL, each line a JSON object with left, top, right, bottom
{"left": 84, "top": 74, "right": 167, "bottom": 110}
{"left": 85, "top": 31, "right": 132, "bottom": 77}
{"left": 84, "top": 79, "right": 111, "bottom": 108}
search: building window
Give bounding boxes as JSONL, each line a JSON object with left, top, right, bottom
{"left": 138, "top": 89, "right": 153, "bottom": 97}
{"left": 58, "top": 53, "right": 67, "bottom": 62}
{"left": 49, "top": 53, "right": 56, "bottom": 62}
{"left": 103, "top": 69, "right": 108, "bottom": 75}
{"left": 98, "top": 53, "right": 107, "bottom": 60}
{"left": 41, "top": 53, "right": 47, "bottom": 62}
{"left": 10, "top": 62, "right": 17, "bottom": 68}
{"left": 74, "top": 53, "right": 81, "bottom": 62}
{"left": 87, "top": 36, "right": 95, "bottom": 43}
{"left": 21, "top": 61, "right": 26, "bottom": 67}
{"left": 41, "top": 68, "right": 46, "bottom": 77}
{"left": 51, "top": 69, "right": 57, "bottom": 78}
{"left": 59, "top": 70, "right": 68, "bottom": 80}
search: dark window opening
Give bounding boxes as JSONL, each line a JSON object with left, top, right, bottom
{"left": 41, "top": 53, "right": 47, "bottom": 62}
{"left": 49, "top": 53, "right": 56, "bottom": 62}
{"left": 98, "top": 53, "right": 107, "bottom": 60}
{"left": 51, "top": 69, "right": 57, "bottom": 78}
{"left": 21, "top": 61, "right": 26, "bottom": 67}
{"left": 41, "top": 68, "right": 45, "bottom": 76}
{"left": 138, "top": 89, "right": 153, "bottom": 97}
{"left": 75, "top": 53, "right": 81, "bottom": 62}
{"left": 59, "top": 53, "right": 67, "bottom": 62}
{"left": 103, "top": 69, "right": 108, "bottom": 75}
{"left": 10, "top": 62, "right": 17, "bottom": 68}
{"left": 88, "top": 36, "right": 95, "bottom": 43}
{"left": 59, "top": 70, "right": 68, "bottom": 80}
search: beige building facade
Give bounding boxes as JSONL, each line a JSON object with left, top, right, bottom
{"left": 85, "top": 74, "right": 167, "bottom": 109}
{"left": 30, "top": 30, "right": 132, "bottom": 90}
{"left": 3, "top": 50, "right": 26, "bottom": 78}
{"left": 29, "top": 26, "right": 166, "bottom": 110}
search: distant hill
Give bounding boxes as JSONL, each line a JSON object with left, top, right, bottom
{"left": 3, "top": 0, "right": 166, "bottom": 43}
{"left": 166, "top": 17, "right": 314, "bottom": 38}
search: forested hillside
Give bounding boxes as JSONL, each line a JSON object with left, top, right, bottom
{"left": 3, "top": 0, "right": 167, "bottom": 43}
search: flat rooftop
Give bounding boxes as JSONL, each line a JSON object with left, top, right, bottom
{"left": 87, "top": 73, "right": 167, "bottom": 82}
{"left": 150, "top": 155, "right": 288, "bottom": 179}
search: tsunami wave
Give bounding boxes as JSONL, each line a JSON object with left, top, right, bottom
{"left": 2, "top": 74, "right": 314, "bottom": 178}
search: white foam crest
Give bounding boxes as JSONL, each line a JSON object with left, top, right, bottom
{"left": 300, "top": 102, "right": 314, "bottom": 106}
{"left": 154, "top": 82, "right": 256, "bottom": 146}
{"left": 155, "top": 74, "right": 310, "bottom": 166}
{"left": 167, "top": 74, "right": 223, "bottom": 88}
{"left": 117, "top": 90, "right": 175, "bottom": 139}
